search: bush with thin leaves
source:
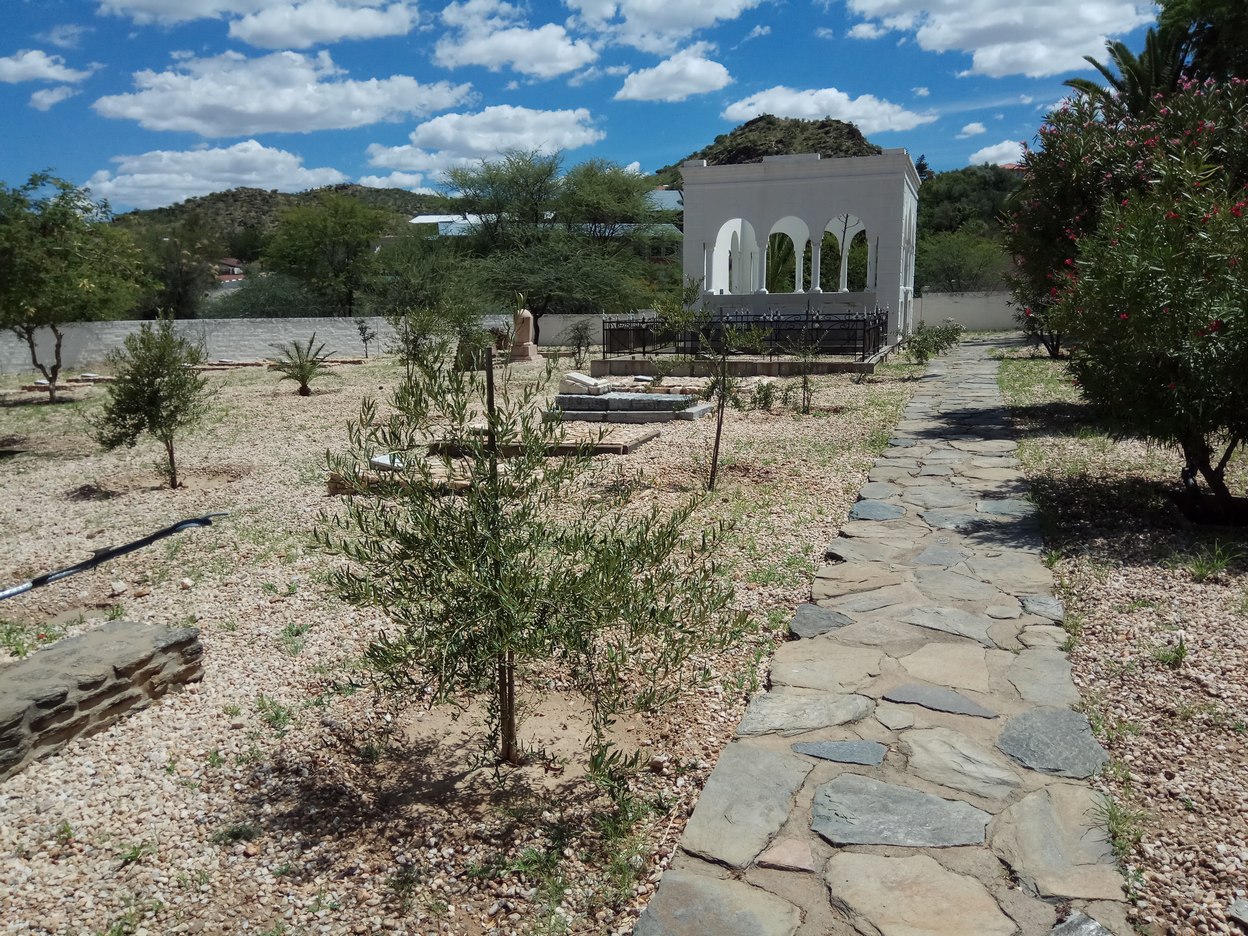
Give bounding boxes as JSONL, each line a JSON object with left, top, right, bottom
{"left": 903, "top": 319, "right": 965, "bottom": 366}
{"left": 316, "top": 342, "right": 751, "bottom": 768}
{"left": 93, "top": 317, "right": 211, "bottom": 489}
{"left": 271, "top": 333, "right": 333, "bottom": 396}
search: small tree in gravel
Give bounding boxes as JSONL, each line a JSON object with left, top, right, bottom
{"left": 700, "top": 321, "right": 766, "bottom": 492}
{"left": 272, "top": 333, "right": 333, "bottom": 396}
{"left": 93, "top": 317, "right": 211, "bottom": 489}
{"left": 354, "top": 318, "right": 377, "bottom": 358}
{"left": 317, "top": 343, "right": 750, "bottom": 768}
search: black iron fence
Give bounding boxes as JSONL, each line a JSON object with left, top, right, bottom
{"left": 602, "top": 306, "right": 888, "bottom": 362}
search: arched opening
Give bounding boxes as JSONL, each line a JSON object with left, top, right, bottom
{"left": 765, "top": 216, "right": 811, "bottom": 294}
{"left": 710, "top": 219, "right": 760, "bottom": 294}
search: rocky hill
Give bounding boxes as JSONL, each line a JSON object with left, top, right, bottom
{"left": 654, "top": 115, "right": 881, "bottom": 187}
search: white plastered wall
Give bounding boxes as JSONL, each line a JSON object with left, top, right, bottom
{"left": 681, "top": 150, "right": 921, "bottom": 339}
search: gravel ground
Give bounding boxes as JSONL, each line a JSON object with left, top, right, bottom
{"left": 0, "top": 352, "right": 917, "bottom": 936}
{"left": 998, "top": 347, "right": 1248, "bottom": 936}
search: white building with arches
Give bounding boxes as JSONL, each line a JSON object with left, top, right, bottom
{"left": 681, "top": 149, "right": 920, "bottom": 342}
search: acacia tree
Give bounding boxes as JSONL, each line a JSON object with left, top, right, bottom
{"left": 317, "top": 343, "right": 749, "bottom": 766}
{"left": 264, "top": 192, "right": 389, "bottom": 317}
{"left": 0, "top": 173, "right": 146, "bottom": 401}
{"left": 446, "top": 151, "right": 659, "bottom": 342}
{"left": 93, "top": 317, "right": 211, "bottom": 488}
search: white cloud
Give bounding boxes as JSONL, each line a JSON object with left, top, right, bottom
{"left": 623, "top": 160, "right": 642, "bottom": 173}
{"left": 815, "top": 27, "right": 835, "bottom": 39}
{"left": 912, "top": 85, "right": 929, "bottom": 96}
{"left": 956, "top": 121, "right": 986, "bottom": 138}
{"left": 97, "top": 0, "right": 296, "bottom": 24}
{"left": 1019, "top": 94, "right": 1034, "bottom": 104}
{"left": 615, "top": 43, "right": 731, "bottom": 102}
{"left": 568, "top": 63, "right": 630, "bottom": 86}
{"left": 93, "top": 50, "right": 472, "bottom": 136}
{"left": 358, "top": 170, "right": 434, "bottom": 191}
{"left": 367, "top": 104, "right": 605, "bottom": 174}
{"left": 743, "top": 25, "right": 770, "bottom": 40}
{"left": 435, "top": 0, "right": 597, "bottom": 78}
{"left": 229, "top": 1, "right": 417, "bottom": 48}
{"left": 0, "top": 49, "right": 96, "bottom": 84}
{"left": 722, "top": 85, "right": 937, "bottom": 134}
{"left": 30, "top": 86, "right": 79, "bottom": 110}
{"left": 968, "top": 139, "right": 1023, "bottom": 165}
{"left": 436, "top": 24, "right": 598, "bottom": 78}
{"left": 38, "top": 24, "right": 92, "bottom": 49}
{"left": 86, "top": 139, "right": 348, "bottom": 209}
{"left": 848, "top": 22, "right": 886, "bottom": 39}
{"left": 566, "top": 0, "right": 768, "bottom": 53}
{"left": 844, "top": 0, "right": 1155, "bottom": 78}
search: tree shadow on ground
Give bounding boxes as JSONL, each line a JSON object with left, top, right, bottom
{"left": 224, "top": 721, "right": 605, "bottom": 896}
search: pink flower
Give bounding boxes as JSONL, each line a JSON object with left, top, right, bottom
{"left": 1119, "top": 313, "right": 1129, "bottom": 320}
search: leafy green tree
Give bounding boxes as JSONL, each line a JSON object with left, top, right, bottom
{"left": 92, "top": 317, "right": 211, "bottom": 488}
{"left": 209, "top": 270, "right": 330, "bottom": 318}
{"left": 317, "top": 343, "right": 748, "bottom": 766}
{"left": 134, "top": 218, "right": 219, "bottom": 320}
{"left": 446, "top": 151, "right": 659, "bottom": 342}
{"left": 264, "top": 192, "right": 389, "bottom": 317}
{"left": 0, "top": 173, "right": 147, "bottom": 401}
{"left": 271, "top": 333, "right": 333, "bottom": 396}
{"left": 1160, "top": 0, "right": 1248, "bottom": 79}
{"left": 1050, "top": 88, "right": 1248, "bottom": 513}
{"left": 917, "top": 166, "right": 1020, "bottom": 239}
{"left": 914, "top": 230, "right": 1008, "bottom": 294}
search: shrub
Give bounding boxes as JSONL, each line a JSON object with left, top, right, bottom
{"left": 1054, "top": 155, "right": 1248, "bottom": 512}
{"left": 93, "top": 317, "right": 211, "bottom": 488}
{"left": 903, "top": 319, "right": 965, "bottom": 366}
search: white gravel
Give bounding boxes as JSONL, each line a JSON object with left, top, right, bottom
{"left": 0, "top": 353, "right": 917, "bottom": 935}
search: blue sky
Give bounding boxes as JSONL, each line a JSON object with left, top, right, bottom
{"left": 2, "top": 0, "right": 1159, "bottom": 212}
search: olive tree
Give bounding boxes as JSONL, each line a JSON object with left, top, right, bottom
{"left": 93, "top": 318, "right": 211, "bottom": 489}
{"left": 317, "top": 343, "right": 750, "bottom": 767}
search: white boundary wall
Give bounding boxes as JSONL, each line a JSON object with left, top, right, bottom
{"left": 916, "top": 291, "right": 1017, "bottom": 331}
{"left": 0, "top": 317, "right": 396, "bottom": 374}
{"left": 0, "top": 314, "right": 611, "bottom": 374}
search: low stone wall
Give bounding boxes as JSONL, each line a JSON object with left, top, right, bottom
{"left": 0, "top": 619, "right": 204, "bottom": 781}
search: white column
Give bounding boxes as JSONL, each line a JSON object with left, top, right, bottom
{"left": 795, "top": 238, "right": 804, "bottom": 293}
{"left": 838, "top": 238, "right": 850, "bottom": 292}
{"left": 757, "top": 241, "right": 769, "bottom": 293}
{"left": 810, "top": 237, "right": 822, "bottom": 292}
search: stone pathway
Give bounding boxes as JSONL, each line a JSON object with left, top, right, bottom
{"left": 635, "top": 340, "right": 1130, "bottom": 936}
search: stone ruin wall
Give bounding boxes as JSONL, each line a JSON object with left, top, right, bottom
{"left": 0, "top": 619, "right": 203, "bottom": 782}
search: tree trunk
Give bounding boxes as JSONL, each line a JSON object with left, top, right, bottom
{"left": 1182, "top": 435, "right": 1237, "bottom": 517}
{"left": 708, "top": 391, "right": 725, "bottom": 492}
{"left": 20, "top": 324, "right": 61, "bottom": 403}
{"left": 164, "top": 437, "right": 179, "bottom": 489}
